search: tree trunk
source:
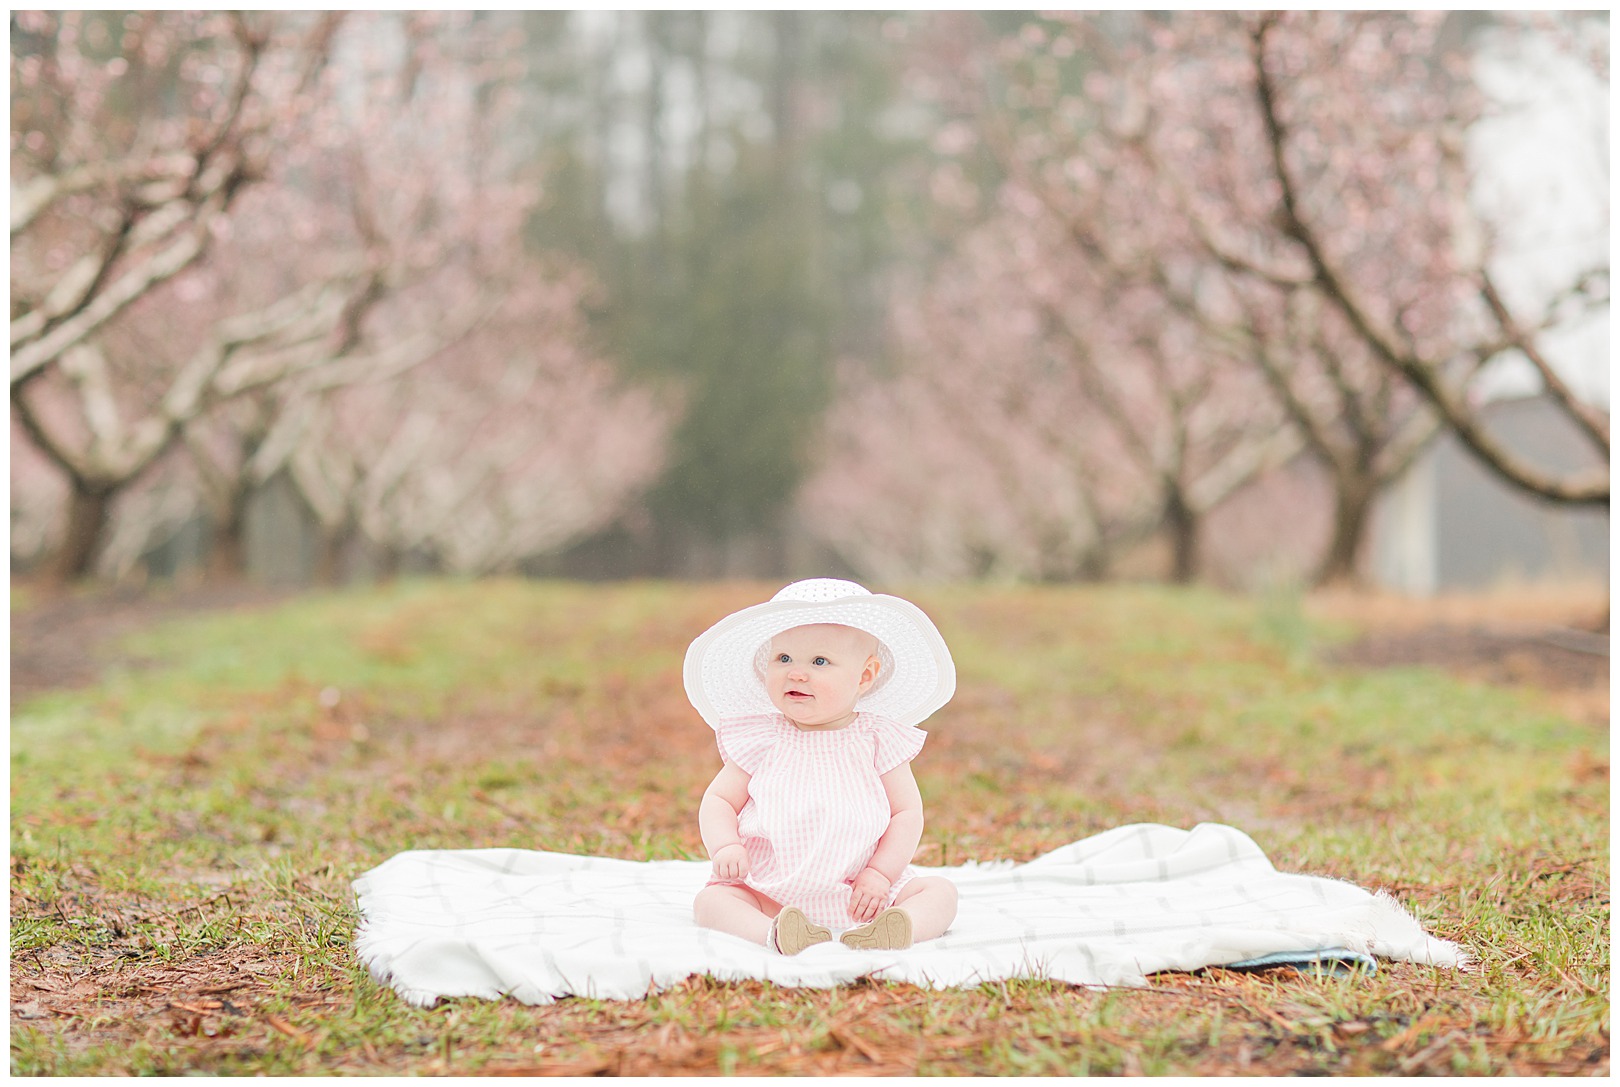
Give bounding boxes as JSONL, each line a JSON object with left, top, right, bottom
{"left": 373, "top": 544, "right": 402, "bottom": 583}
{"left": 1316, "top": 475, "right": 1376, "bottom": 587}
{"left": 48, "top": 479, "right": 116, "bottom": 584}
{"left": 644, "top": 12, "right": 669, "bottom": 266}
{"left": 769, "top": 11, "right": 800, "bottom": 169}
{"left": 690, "top": 12, "right": 711, "bottom": 178}
{"left": 314, "top": 523, "right": 353, "bottom": 586}
{"left": 206, "top": 492, "right": 251, "bottom": 584}
{"left": 1164, "top": 486, "right": 1199, "bottom": 584}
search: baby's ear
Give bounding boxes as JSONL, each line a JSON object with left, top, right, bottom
{"left": 861, "top": 653, "right": 882, "bottom": 688}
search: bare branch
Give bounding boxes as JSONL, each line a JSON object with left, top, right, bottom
{"left": 1250, "top": 17, "right": 1608, "bottom": 505}
{"left": 1187, "top": 426, "right": 1306, "bottom": 513}
{"left": 11, "top": 195, "right": 200, "bottom": 351}
{"left": 10, "top": 203, "right": 221, "bottom": 386}
{"left": 1375, "top": 405, "right": 1443, "bottom": 482}
{"left": 57, "top": 344, "right": 129, "bottom": 475}
{"left": 1479, "top": 270, "right": 1610, "bottom": 452}
{"left": 10, "top": 385, "right": 93, "bottom": 481}
{"left": 10, "top": 154, "right": 199, "bottom": 236}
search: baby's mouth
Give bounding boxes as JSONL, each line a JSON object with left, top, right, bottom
{"left": 785, "top": 690, "right": 811, "bottom": 700}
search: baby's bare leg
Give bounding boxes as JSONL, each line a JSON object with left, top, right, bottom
{"left": 693, "top": 884, "right": 776, "bottom": 946}
{"left": 891, "top": 876, "right": 958, "bottom": 942}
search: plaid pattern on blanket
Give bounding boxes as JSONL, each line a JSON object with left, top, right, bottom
{"left": 352, "top": 822, "right": 1465, "bottom": 1007}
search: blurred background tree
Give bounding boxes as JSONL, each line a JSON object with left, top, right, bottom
{"left": 12, "top": 11, "right": 669, "bottom": 584}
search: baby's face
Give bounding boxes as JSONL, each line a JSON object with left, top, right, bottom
{"left": 763, "top": 624, "right": 881, "bottom": 731}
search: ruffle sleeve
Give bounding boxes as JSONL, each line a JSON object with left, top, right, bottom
{"left": 714, "top": 713, "right": 780, "bottom": 775}
{"left": 868, "top": 713, "right": 926, "bottom": 775}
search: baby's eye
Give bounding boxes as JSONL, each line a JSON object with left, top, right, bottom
{"left": 776, "top": 653, "right": 791, "bottom": 664}
{"left": 813, "top": 656, "right": 829, "bottom": 666}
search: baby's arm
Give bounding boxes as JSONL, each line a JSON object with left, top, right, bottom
{"left": 849, "top": 763, "right": 926, "bottom": 921}
{"left": 699, "top": 762, "right": 753, "bottom": 880}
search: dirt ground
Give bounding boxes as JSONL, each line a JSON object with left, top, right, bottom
{"left": 10, "top": 581, "right": 292, "bottom": 704}
{"left": 1307, "top": 584, "right": 1610, "bottom": 726}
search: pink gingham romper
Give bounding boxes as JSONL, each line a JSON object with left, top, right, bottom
{"left": 712, "top": 710, "right": 925, "bottom": 932}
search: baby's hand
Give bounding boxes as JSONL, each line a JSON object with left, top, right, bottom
{"left": 848, "top": 866, "right": 892, "bottom": 923}
{"left": 710, "top": 843, "right": 750, "bottom": 881}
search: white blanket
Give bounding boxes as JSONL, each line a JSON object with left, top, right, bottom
{"left": 352, "top": 822, "right": 1465, "bottom": 1007}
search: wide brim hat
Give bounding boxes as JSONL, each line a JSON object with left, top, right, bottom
{"left": 683, "top": 578, "right": 956, "bottom": 730}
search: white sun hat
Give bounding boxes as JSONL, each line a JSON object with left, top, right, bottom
{"left": 683, "top": 578, "right": 956, "bottom": 730}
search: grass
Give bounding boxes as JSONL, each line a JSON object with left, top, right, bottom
{"left": 10, "top": 578, "right": 1610, "bottom": 1075}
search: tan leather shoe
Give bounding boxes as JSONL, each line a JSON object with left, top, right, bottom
{"left": 839, "top": 907, "right": 913, "bottom": 950}
{"left": 770, "top": 907, "right": 833, "bottom": 955}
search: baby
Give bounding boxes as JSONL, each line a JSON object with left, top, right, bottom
{"left": 683, "top": 578, "right": 959, "bottom": 954}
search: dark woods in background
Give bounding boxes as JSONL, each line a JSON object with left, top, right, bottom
{"left": 536, "top": 12, "right": 915, "bottom": 579}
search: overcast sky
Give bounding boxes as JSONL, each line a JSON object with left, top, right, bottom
{"left": 1469, "top": 22, "right": 1610, "bottom": 406}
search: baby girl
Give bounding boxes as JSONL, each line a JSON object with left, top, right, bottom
{"left": 684, "top": 579, "right": 959, "bottom": 954}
